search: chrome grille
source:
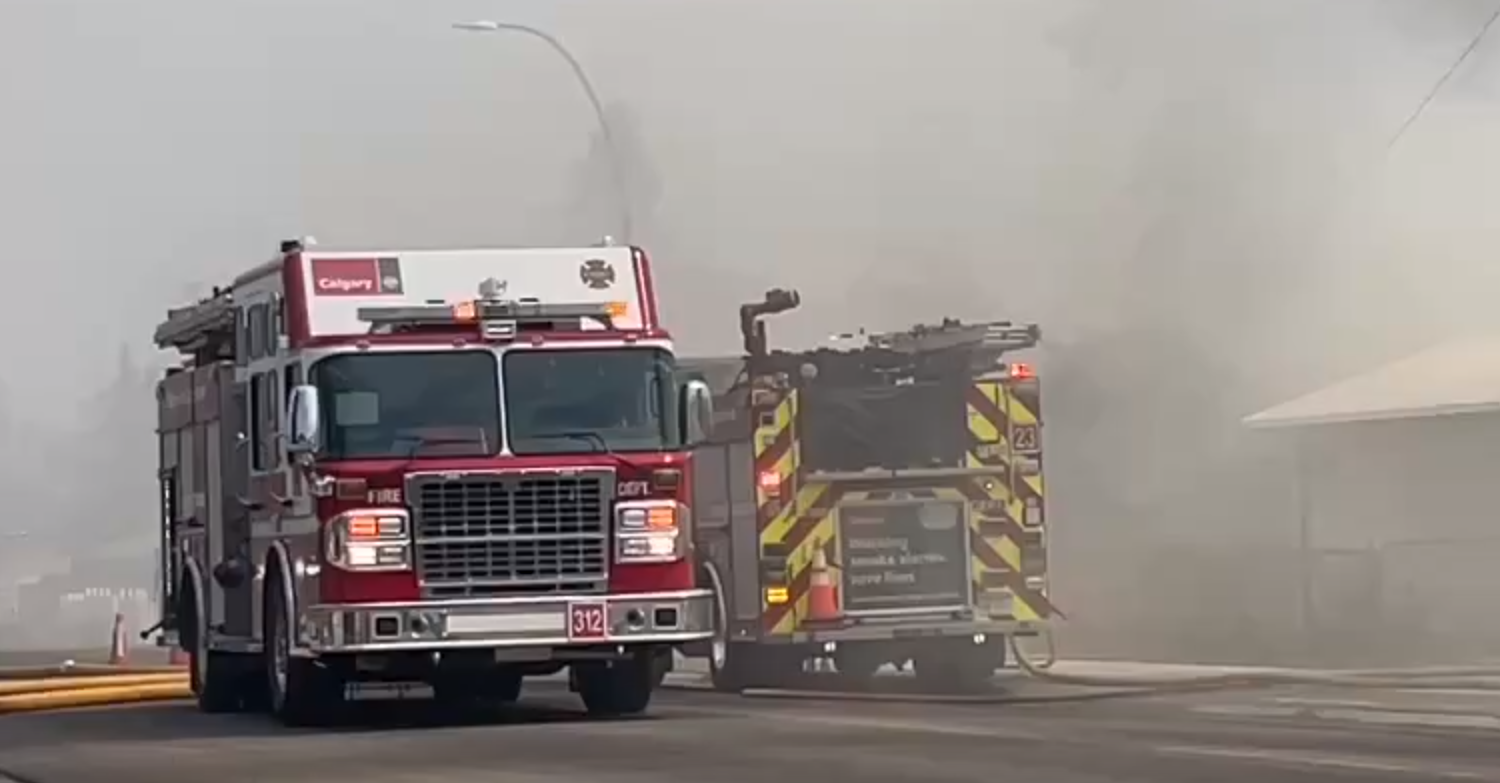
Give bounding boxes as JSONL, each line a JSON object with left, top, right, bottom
{"left": 408, "top": 471, "right": 613, "bottom": 598}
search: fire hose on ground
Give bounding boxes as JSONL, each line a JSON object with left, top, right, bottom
{"left": 0, "top": 680, "right": 190, "bottom": 715}
{"left": 0, "top": 667, "right": 190, "bottom": 716}
{"left": 0, "top": 669, "right": 189, "bottom": 715}
{"left": 0, "top": 672, "right": 187, "bottom": 698}
{"left": 1006, "top": 630, "right": 1500, "bottom": 692}
{"left": 0, "top": 663, "right": 185, "bottom": 681}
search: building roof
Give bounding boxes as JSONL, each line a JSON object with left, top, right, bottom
{"left": 1243, "top": 334, "right": 1500, "bottom": 429}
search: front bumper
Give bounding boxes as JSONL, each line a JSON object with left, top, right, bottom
{"left": 301, "top": 589, "right": 713, "bottom": 654}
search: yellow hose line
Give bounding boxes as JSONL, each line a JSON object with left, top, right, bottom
{"left": 0, "top": 665, "right": 186, "bottom": 681}
{"left": 0, "top": 682, "right": 192, "bottom": 715}
{"left": 0, "top": 673, "right": 188, "bottom": 698}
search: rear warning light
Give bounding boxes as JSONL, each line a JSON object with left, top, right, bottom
{"left": 1008, "top": 362, "right": 1036, "bottom": 380}
{"left": 758, "top": 470, "right": 783, "bottom": 498}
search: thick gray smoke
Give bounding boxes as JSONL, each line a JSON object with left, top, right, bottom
{"left": 2, "top": 0, "right": 1497, "bottom": 658}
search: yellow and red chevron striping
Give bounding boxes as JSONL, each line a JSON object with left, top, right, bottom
{"left": 753, "top": 390, "right": 800, "bottom": 529}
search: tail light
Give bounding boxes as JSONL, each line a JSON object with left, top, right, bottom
{"left": 324, "top": 509, "right": 412, "bottom": 572}
{"left": 758, "top": 470, "right": 782, "bottom": 499}
{"left": 615, "top": 500, "right": 686, "bottom": 564}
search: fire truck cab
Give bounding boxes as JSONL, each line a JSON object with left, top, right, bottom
{"left": 153, "top": 239, "right": 715, "bottom": 725}
{"left": 681, "top": 290, "right": 1052, "bottom": 692}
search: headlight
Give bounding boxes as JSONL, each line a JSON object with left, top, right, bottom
{"left": 615, "top": 501, "right": 686, "bottom": 564}
{"left": 324, "top": 510, "right": 412, "bottom": 572}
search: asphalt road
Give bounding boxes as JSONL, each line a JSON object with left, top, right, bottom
{"left": 4, "top": 676, "right": 1500, "bottom": 783}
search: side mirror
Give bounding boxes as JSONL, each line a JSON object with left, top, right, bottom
{"left": 286, "top": 384, "right": 321, "bottom": 455}
{"left": 679, "top": 380, "right": 714, "bottom": 446}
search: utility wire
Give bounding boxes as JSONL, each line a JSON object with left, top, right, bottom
{"left": 1387, "top": 2, "right": 1500, "bottom": 150}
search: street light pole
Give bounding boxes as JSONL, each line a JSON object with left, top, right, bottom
{"left": 453, "top": 20, "right": 634, "bottom": 243}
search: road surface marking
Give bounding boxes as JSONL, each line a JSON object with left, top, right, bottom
{"left": 1199, "top": 698, "right": 1500, "bottom": 730}
{"left": 666, "top": 702, "right": 1046, "bottom": 741}
{"left": 1394, "top": 687, "right": 1500, "bottom": 698}
{"left": 1191, "top": 704, "right": 1302, "bottom": 718}
{"left": 1313, "top": 707, "right": 1500, "bottom": 731}
{"left": 757, "top": 710, "right": 1047, "bottom": 741}
{"left": 1155, "top": 744, "right": 1491, "bottom": 779}
{"left": 1275, "top": 696, "right": 1385, "bottom": 709}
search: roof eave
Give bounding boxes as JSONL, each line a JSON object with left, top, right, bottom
{"left": 1242, "top": 400, "right": 1500, "bottom": 430}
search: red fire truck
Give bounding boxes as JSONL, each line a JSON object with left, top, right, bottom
{"left": 152, "top": 239, "right": 715, "bottom": 725}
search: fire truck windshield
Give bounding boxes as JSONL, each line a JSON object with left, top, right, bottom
{"left": 504, "top": 347, "right": 677, "bottom": 455}
{"left": 311, "top": 350, "right": 502, "bottom": 460}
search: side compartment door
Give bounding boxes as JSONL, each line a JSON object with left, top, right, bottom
{"left": 725, "top": 439, "right": 763, "bottom": 624}
{"left": 155, "top": 372, "right": 198, "bottom": 639}
{"left": 216, "top": 363, "right": 256, "bottom": 638}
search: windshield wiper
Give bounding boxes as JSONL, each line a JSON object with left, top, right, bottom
{"left": 524, "top": 431, "right": 638, "bottom": 470}
{"left": 527, "top": 431, "right": 609, "bottom": 452}
{"left": 389, "top": 432, "right": 489, "bottom": 473}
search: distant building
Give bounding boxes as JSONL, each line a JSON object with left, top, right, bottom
{"left": 1245, "top": 333, "right": 1500, "bottom": 663}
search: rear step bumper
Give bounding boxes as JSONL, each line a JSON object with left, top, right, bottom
{"left": 774, "top": 616, "right": 1047, "bottom": 644}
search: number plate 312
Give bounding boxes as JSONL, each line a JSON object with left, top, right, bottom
{"left": 568, "top": 603, "right": 608, "bottom": 640}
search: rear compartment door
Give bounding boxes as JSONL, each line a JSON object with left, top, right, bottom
{"left": 837, "top": 494, "right": 970, "bottom": 616}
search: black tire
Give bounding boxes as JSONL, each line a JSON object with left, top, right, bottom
{"left": 650, "top": 648, "right": 673, "bottom": 689}
{"left": 912, "top": 637, "right": 1002, "bottom": 693}
{"left": 184, "top": 584, "right": 244, "bottom": 714}
{"left": 264, "top": 576, "right": 342, "bottom": 726}
{"left": 709, "top": 640, "right": 750, "bottom": 693}
{"left": 574, "top": 656, "right": 654, "bottom": 717}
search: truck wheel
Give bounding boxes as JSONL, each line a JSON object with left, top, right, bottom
{"left": 913, "top": 637, "right": 1002, "bottom": 693}
{"left": 574, "top": 656, "right": 654, "bottom": 717}
{"left": 709, "top": 639, "right": 749, "bottom": 692}
{"left": 185, "top": 587, "right": 244, "bottom": 714}
{"left": 650, "top": 648, "right": 673, "bottom": 688}
{"left": 706, "top": 580, "right": 763, "bottom": 692}
{"left": 264, "top": 580, "right": 342, "bottom": 726}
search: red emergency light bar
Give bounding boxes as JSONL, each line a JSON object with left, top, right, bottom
{"left": 356, "top": 299, "right": 626, "bottom": 338}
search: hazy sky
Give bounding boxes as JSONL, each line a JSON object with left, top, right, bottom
{"left": 4, "top": 0, "right": 1500, "bottom": 419}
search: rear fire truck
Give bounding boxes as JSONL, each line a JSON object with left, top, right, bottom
{"left": 681, "top": 290, "right": 1054, "bottom": 692}
{"left": 152, "top": 239, "right": 715, "bottom": 725}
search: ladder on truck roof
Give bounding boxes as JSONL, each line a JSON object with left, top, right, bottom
{"left": 735, "top": 287, "right": 1041, "bottom": 359}
{"left": 153, "top": 238, "right": 307, "bottom": 360}
{"left": 865, "top": 319, "right": 1040, "bottom": 355}
{"left": 153, "top": 287, "right": 237, "bottom": 359}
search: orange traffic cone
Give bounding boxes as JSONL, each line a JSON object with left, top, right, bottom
{"left": 806, "top": 546, "right": 840, "bottom": 622}
{"left": 107, "top": 613, "right": 129, "bottom": 665}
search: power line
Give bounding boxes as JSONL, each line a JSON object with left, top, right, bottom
{"left": 1387, "top": 2, "right": 1500, "bottom": 150}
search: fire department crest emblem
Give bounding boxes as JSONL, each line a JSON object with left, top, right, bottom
{"left": 478, "top": 277, "right": 508, "bottom": 299}
{"left": 579, "top": 259, "right": 616, "bottom": 290}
